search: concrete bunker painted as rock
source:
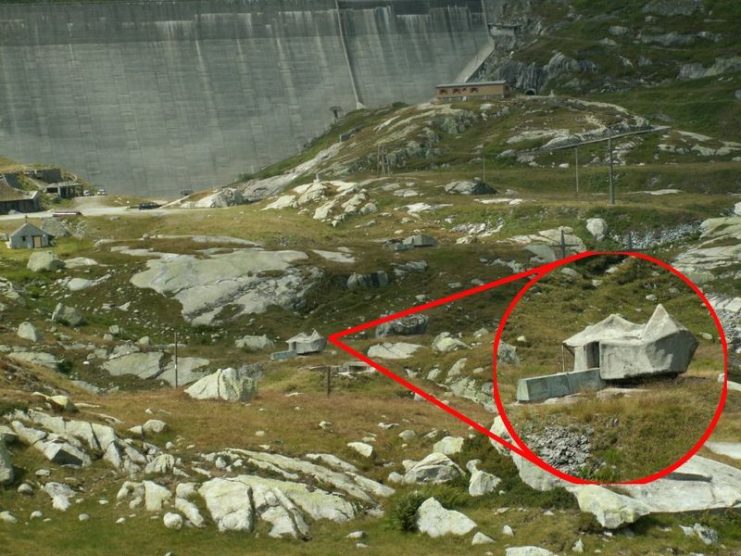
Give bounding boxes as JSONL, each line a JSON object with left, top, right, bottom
{"left": 517, "top": 305, "right": 699, "bottom": 402}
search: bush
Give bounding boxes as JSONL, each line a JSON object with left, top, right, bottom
{"left": 388, "top": 491, "right": 426, "bottom": 532}
{"left": 57, "top": 360, "right": 73, "bottom": 375}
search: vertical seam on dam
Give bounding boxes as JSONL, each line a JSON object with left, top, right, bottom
{"left": 334, "top": 0, "right": 363, "bottom": 108}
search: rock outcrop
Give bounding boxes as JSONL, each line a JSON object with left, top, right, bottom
{"left": 185, "top": 368, "right": 257, "bottom": 402}
{"left": 416, "top": 497, "right": 477, "bottom": 537}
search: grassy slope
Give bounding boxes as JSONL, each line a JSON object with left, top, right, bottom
{"left": 0, "top": 81, "right": 739, "bottom": 555}
{"left": 492, "top": 0, "right": 741, "bottom": 139}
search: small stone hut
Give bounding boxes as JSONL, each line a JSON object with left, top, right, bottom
{"left": 8, "top": 222, "right": 54, "bottom": 249}
{"left": 286, "top": 330, "right": 326, "bottom": 355}
{"left": 563, "top": 304, "right": 698, "bottom": 380}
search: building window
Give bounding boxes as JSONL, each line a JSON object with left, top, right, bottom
{"left": 470, "top": 87, "right": 479, "bottom": 93}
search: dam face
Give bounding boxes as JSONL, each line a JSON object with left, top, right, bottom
{"left": 0, "top": 0, "right": 489, "bottom": 196}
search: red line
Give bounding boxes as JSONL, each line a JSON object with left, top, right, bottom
{"left": 328, "top": 263, "right": 552, "bottom": 342}
{"left": 333, "top": 340, "right": 530, "bottom": 458}
{"left": 329, "top": 250, "right": 729, "bottom": 486}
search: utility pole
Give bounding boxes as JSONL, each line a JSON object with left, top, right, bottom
{"left": 574, "top": 147, "right": 579, "bottom": 198}
{"left": 482, "top": 153, "right": 486, "bottom": 183}
{"left": 608, "top": 135, "right": 615, "bottom": 205}
{"left": 325, "top": 367, "right": 332, "bottom": 397}
{"left": 174, "top": 331, "right": 179, "bottom": 389}
{"left": 560, "top": 229, "right": 567, "bottom": 259}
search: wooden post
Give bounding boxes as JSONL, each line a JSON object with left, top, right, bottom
{"left": 608, "top": 135, "right": 615, "bottom": 205}
{"left": 482, "top": 152, "right": 486, "bottom": 183}
{"left": 174, "top": 331, "right": 179, "bottom": 388}
{"left": 574, "top": 147, "right": 579, "bottom": 198}
{"left": 560, "top": 229, "right": 567, "bottom": 259}
{"left": 325, "top": 367, "right": 332, "bottom": 397}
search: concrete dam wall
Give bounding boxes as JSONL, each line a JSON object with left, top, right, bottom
{"left": 0, "top": 0, "right": 490, "bottom": 196}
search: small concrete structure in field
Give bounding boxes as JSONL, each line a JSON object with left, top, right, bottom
{"left": 564, "top": 304, "right": 698, "bottom": 380}
{"left": 516, "top": 369, "right": 605, "bottom": 403}
{"left": 286, "top": 330, "right": 326, "bottom": 355}
{"left": 7, "top": 222, "right": 54, "bottom": 249}
{"left": 384, "top": 234, "right": 438, "bottom": 252}
{"left": 516, "top": 305, "right": 698, "bottom": 402}
{"left": 340, "top": 360, "right": 374, "bottom": 373}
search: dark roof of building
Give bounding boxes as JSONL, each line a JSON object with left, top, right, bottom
{"left": 436, "top": 80, "right": 508, "bottom": 88}
{"left": 10, "top": 222, "right": 52, "bottom": 239}
{"left": 0, "top": 180, "right": 38, "bottom": 202}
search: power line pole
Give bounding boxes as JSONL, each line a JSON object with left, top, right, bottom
{"left": 482, "top": 152, "right": 486, "bottom": 183}
{"left": 608, "top": 135, "right": 615, "bottom": 205}
{"left": 574, "top": 146, "right": 579, "bottom": 198}
{"left": 174, "top": 331, "right": 179, "bottom": 389}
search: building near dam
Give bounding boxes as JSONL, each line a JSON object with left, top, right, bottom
{"left": 435, "top": 80, "right": 510, "bottom": 101}
{"left": 0, "top": 0, "right": 501, "bottom": 197}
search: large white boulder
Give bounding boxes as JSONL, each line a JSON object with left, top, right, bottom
{"left": 236, "top": 474, "right": 355, "bottom": 524}
{"left": 347, "top": 442, "right": 374, "bottom": 458}
{"left": 51, "top": 303, "right": 84, "bottom": 327}
{"left": 250, "top": 482, "right": 310, "bottom": 539}
{"left": 175, "top": 496, "right": 205, "bottom": 528}
{"left": 469, "top": 469, "right": 501, "bottom": 496}
{"left": 44, "top": 482, "right": 75, "bottom": 511}
{"left": 39, "top": 440, "right": 91, "bottom": 467}
{"left": 403, "top": 453, "right": 465, "bottom": 485}
{"left": 416, "top": 497, "right": 476, "bottom": 537}
{"left": 367, "top": 342, "right": 423, "bottom": 360}
{"left": 27, "top": 251, "right": 64, "bottom": 272}
{"left": 472, "top": 532, "right": 495, "bottom": 545}
{"left": 512, "top": 453, "right": 567, "bottom": 492}
{"left": 159, "top": 357, "right": 211, "bottom": 386}
{"left": 235, "top": 335, "right": 275, "bottom": 352}
{"left": 444, "top": 179, "right": 496, "bottom": 195}
{"left": 130, "top": 249, "right": 319, "bottom": 326}
{"left": 586, "top": 218, "right": 608, "bottom": 241}
{"left": 571, "top": 485, "right": 652, "bottom": 528}
{"left": 17, "top": 322, "right": 42, "bottom": 342}
{"left": 142, "top": 419, "right": 168, "bottom": 434}
{"left": 0, "top": 440, "right": 14, "bottom": 485}
{"left": 704, "top": 442, "right": 741, "bottom": 460}
{"left": 185, "top": 368, "right": 257, "bottom": 402}
{"left": 198, "top": 478, "right": 254, "bottom": 533}
{"left": 432, "top": 436, "right": 464, "bottom": 456}
{"left": 103, "top": 352, "right": 164, "bottom": 380}
{"left": 163, "top": 512, "right": 183, "bottom": 530}
{"left": 144, "top": 481, "right": 172, "bottom": 512}
{"left": 375, "top": 314, "right": 429, "bottom": 337}
{"left": 432, "top": 332, "right": 469, "bottom": 353}
{"left": 505, "top": 547, "right": 557, "bottom": 556}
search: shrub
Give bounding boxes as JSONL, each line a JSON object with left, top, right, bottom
{"left": 388, "top": 491, "right": 426, "bottom": 532}
{"left": 57, "top": 360, "right": 73, "bottom": 375}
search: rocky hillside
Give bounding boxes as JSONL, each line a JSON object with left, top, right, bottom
{"left": 1, "top": 86, "right": 740, "bottom": 555}
{"left": 475, "top": 0, "right": 740, "bottom": 140}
